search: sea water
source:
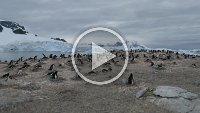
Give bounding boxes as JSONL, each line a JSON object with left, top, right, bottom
{"left": 0, "top": 51, "right": 70, "bottom": 61}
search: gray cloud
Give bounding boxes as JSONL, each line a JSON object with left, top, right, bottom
{"left": 0, "top": 0, "right": 200, "bottom": 49}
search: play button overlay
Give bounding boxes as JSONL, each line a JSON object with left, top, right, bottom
{"left": 92, "top": 42, "right": 116, "bottom": 70}
{"left": 71, "top": 27, "right": 129, "bottom": 85}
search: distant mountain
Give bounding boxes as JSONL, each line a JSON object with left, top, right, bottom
{"left": 0, "top": 20, "right": 27, "bottom": 34}
{"left": 0, "top": 19, "right": 72, "bottom": 52}
{"left": 51, "top": 38, "right": 67, "bottom": 42}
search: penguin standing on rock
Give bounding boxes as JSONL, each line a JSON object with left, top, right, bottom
{"left": 20, "top": 57, "right": 23, "bottom": 61}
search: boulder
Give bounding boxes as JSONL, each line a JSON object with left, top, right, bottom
{"left": 153, "top": 86, "right": 198, "bottom": 100}
{"left": 136, "top": 87, "right": 148, "bottom": 98}
{"left": 148, "top": 97, "right": 195, "bottom": 113}
{"left": 147, "top": 86, "right": 200, "bottom": 113}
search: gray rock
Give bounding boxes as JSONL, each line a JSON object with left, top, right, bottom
{"left": 152, "top": 98, "right": 195, "bottom": 113}
{"left": 148, "top": 86, "right": 200, "bottom": 113}
{"left": 136, "top": 87, "right": 148, "bottom": 98}
{"left": 192, "top": 99, "right": 200, "bottom": 113}
{"left": 180, "top": 92, "right": 198, "bottom": 100}
{"left": 153, "top": 86, "right": 198, "bottom": 100}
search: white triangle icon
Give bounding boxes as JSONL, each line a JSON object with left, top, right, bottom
{"left": 92, "top": 42, "right": 116, "bottom": 70}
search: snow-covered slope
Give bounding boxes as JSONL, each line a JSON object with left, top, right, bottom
{"left": 0, "top": 20, "right": 199, "bottom": 55}
{"left": 0, "top": 20, "right": 72, "bottom": 52}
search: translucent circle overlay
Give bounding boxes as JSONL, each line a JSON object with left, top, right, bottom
{"left": 71, "top": 27, "right": 129, "bottom": 85}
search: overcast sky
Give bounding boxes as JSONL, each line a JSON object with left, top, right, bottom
{"left": 1, "top": 0, "right": 200, "bottom": 50}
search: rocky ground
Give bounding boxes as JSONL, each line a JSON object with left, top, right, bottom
{"left": 0, "top": 51, "right": 200, "bottom": 113}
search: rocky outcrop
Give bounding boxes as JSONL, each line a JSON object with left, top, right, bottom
{"left": 136, "top": 87, "right": 148, "bottom": 98}
{"left": 0, "top": 20, "right": 27, "bottom": 34}
{"left": 51, "top": 38, "right": 67, "bottom": 42}
{"left": 153, "top": 86, "right": 198, "bottom": 100}
{"left": 147, "top": 86, "right": 200, "bottom": 113}
{"left": 13, "top": 28, "right": 27, "bottom": 34}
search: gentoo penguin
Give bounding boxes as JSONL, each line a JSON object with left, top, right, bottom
{"left": 75, "top": 74, "right": 81, "bottom": 79}
{"left": 192, "top": 63, "right": 197, "bottom": 68}
{"left": 52, "top": 55, "right": 57, "bottom": 59}
{"left": 87, "top": 71, "right": 96, "bottom": 75}
{"left": 102, "top": 69, "right": 109, "bottom": 72}
{"left": 8, "top": 64, "right": 15, "bottom": 69}
{"left": 130, "top": 57, "right": 135, "bottom": 63}
{"left": 173, "top": 62, "right": 177, "bottom": 65}
{"left": 108, "top": 67, "right": 112, "bottom": 71}
{"left": 49, "top": 54, "right": 53, "bottom": 58}
{"left": 47, "top": 71, "right": 54, "bottom": 75}
{"left": 19, "top": 62, "right": 30, "bottom": 70}
{"left": 167, "top": 55, "right": 171, "bottom": 60}
{"left": 60, "top": 54, "right": 64, "bottom": 58}
{"left": 8, "top": 60, "right": 13, "bottom": 65}
{"left": 144, "top": 54, "right": 148, "bottom": 58}
{"left": 157, "top": 63, "right": 163, "bottom": 68}
{"left": 15, "top": 60, "right": 19, "bottom": 64}
{"left": 49, "top": 64, "right": 55, "bottom": 71}
{"left": 127, "top": 73, "right": 134, "bottom": 85}
{"left": 34, "top": 56, "right": 37, "bottom": 60}
{"left": 51, "top": 71, "right": 58, "bottom": 79}
{"left": 150, "top": 61, "right": 154, "bottom": 66}
{"left": 135, "top": 54, "right": 139, "bottom": 58}
{"left": 77, "top": 59, "right": 83, "bottom": 65}
{"left": 42, "top": 53, "right": 48, "bottom": 59}
{"left": 152, "top": 54, "right": 156, "bottom": 59}
{"left": 1, "top": 73, "right": 9, "bottom": 78}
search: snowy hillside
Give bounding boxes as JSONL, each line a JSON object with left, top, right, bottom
{"left": 0, "top": 20, "right": 72, "bottom": 52}
{"left": 0, "top": 20, "right": 199, "bottom": 55}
